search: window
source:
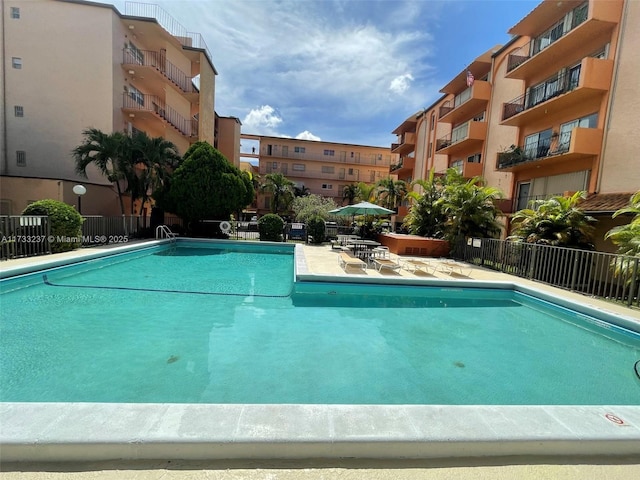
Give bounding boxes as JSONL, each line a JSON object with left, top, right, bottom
{"left": 473, "top": 111, "right": 486, "bottom": 122}
{"left": 524, "top": 129, "right": 553, "bottom": 159}
{"left": 321, "top": 184, "right": 333, "bottom": 190}
{"left": 348, "top": 168, "right": 354, "bottom": 175}
{"left": 128, "top": 85, "right": 144, "bottom": 106}
{"left": 12, "top": 57, "right": 22, "bottom": 69}
{"left": 467, "top": 153, "right": 482, "bottom": 163}
{"left": 321, "top": 166, "right": 334, "bottom": 174}
{"left": 128, "top": 41, "right": 144, "bottom": 64}
{"left": 427, "top": 142, "right": 432, "bottom": 158}
{"left": 294, "top": 146, "right": 305, "bottom": 153}
{"left": 16, "top": 151, "right": 26, "bottom": 167}
{"left": 292, "top": 163, "right": 305, "bottom": 171}
{"left": 14, "top": 106, "right": 23, "bottom": 117}
{"left": 10, "top": 7, "right": 20, "bottom": 18}
{"left": 430, "top": 113, "right": 435, "bottom": 131}
{"left": 323, "top": 149, "right": 335, "bottom": 156}
{"left": 557, "top": 112, "right": 598, "bottom": 152}
{"left": 451, "top": 159, "right": 463, "bottom": 173}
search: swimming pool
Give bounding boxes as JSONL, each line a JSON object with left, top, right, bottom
{"left": 1, "top": 240, "right": 638, "bottom": 405}
{"left": 1, "top": 239, "right": 639, "bottom": 461}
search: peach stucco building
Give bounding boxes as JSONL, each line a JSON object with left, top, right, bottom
{"left": 243, "top": 135, "right": 396, "bottom": 216}
{"left": 0, "top": 0, "right": 237, "bottom": 216}
{"left": 391, "top": 0, "right": 639, "bottom": 249}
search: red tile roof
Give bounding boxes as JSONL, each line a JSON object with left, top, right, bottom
{"left": 578, "top": 193, "right": 635, "bottom": 213}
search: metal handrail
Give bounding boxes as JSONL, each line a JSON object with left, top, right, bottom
{"left": 122, "top": 48, "right": 198, "bottom": 94}
{"left": 122, "top": 93, "right": 198, "bottom": 138}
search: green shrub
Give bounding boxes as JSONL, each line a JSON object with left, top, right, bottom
{"left": 307, "top": 215, "right": 326, "bottom": 244}
{"left": 258, "top": 213, "right": 284, "bottom": 242}
{"left": 22, "top": 199, "right": 83, "bottom": 253}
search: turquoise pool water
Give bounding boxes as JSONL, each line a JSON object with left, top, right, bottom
{"left": 1, "top": 241, "right": 638, "bottom": 405}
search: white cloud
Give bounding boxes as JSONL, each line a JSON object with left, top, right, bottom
{"left": 389, "top": 73, "right": 414, "bottom": 95}
{"left": 242, "top": 105, "right": 283, "bottom": 136}
{"left": 295, "top": 131, "right": 321, "bottom": 141}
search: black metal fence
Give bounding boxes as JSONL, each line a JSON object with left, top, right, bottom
{"left": 454, "top": 238, "right": 640, "bottom": 308}
{"left": 0, "top": 216, "right": 51, "bottom": 260}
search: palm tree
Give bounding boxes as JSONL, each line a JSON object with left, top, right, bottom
{"left": 261, "top": 172, "right": 295, "bottom": 215}
{"left": 441, "top": 176, "right": 503, "bottom": 244}
{"left": 605, "top": 191, "right": 640, "bottom": 280}
{"left": 355, "top": 182, "right": 376, "bottom": 202}
{"left": 73, "top": 128, "right": 130, "bottom": 216}
{"left": 403, "top": 169, "right": 447, "bottom": 238}
{"left": 129, "top": 132, "right": 180, "bottom": 215}
{"left": 342, "top": 184, "right": 358, "bottom": 205}
{"left": 509, "top": 191, "right": 596, "bottom": 249}
{"left": 375, "top": 177, "right": 407, "bottom": 211}
{"left": 294, "top": 185, "right": 310, "bottom": 197}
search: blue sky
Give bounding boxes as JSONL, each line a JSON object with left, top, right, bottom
{"left": 112, "top": 0, "right": 540, "bottom": 150}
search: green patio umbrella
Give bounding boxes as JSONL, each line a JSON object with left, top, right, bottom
{"left": 328, "top": 201, "right": 394, "bottom": 217}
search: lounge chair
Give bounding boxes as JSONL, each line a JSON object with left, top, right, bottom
{"left": 372, "top": 257, "right": 401, "bottom": 273}
{"left": 401, "top": 259, "right": 435, "bottom": 275}
{"left": 438, "top": 260, "right": 472, "bottom": 277}
{"left": 338, "top": 252, "right": 367, "bottom": 272}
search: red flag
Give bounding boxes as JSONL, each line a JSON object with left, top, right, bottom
{"left": 466, "top": 70, "right": 474, "bottom": 87}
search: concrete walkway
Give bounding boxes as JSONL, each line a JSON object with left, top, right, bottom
{"left": 1, "top": 241, "right": 639, "bottom": 478}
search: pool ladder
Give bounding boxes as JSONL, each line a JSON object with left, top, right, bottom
{"left": 155, "top": 225, "right": 177, "bottom": 243}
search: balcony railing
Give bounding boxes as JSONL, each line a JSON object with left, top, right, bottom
{"left": 496, "top": 131, "right": 575, "bottom": 170}
{"left": 502, "top": 66, "right": 581, "bottom": 122}
{"left": 125, "top": 2, "right": 212, "bottom": 65}
{"left": 123, "top": 48, "right": 198, "bottom": 95}
{"left": 507, "top": 2, "right": 588, "bottom": 73}
{"left": 122, "top": 93, "right": 198, "bottom": 138}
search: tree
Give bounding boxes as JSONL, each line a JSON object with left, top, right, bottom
{"left": 127, "top": 132, "right": 180, "bottom": 215}
{"left": 605, "top": 191, "right": 640, "bottom": 280}
{"left": 441, "top": 176, "right": 503, "bottom": 244}
{"left": 342, "top": 184, "right": 358, "bottom": 205}
{"left": 355, "top": 182, "right": 376, "bottom": 202}
{"left": 291, "top": 194, "right": 338, "bottom": 223}
{"left": 155, "top": 142, "right": 253, "bottom": 228}
{"left": 23, "top": 200, "right": 83, "bottom": 253}
{"left": 261, "top": 172, "right": 295, "bottom": 214}
{"left": 294, "top": 185, "right": 310, "bottom": 197}
{"left": 403, "top": 169, "right": 448, "bottom": 238}
{"left": 73, "top": 128, "right": 130, "bottom": 216}
{"left": 375, "top": 177, "right": 407, "bottom": 210}
{"left": 509, "top": 191, "right": 596, "bottom": 249}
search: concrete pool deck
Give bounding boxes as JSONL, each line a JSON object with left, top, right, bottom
{"left": 1, "top": 240, "right": 639, "bottom": 478}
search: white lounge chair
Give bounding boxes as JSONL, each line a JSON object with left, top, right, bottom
{"left": 438, "top": 260, "right": 472, "bottom": 277}
{"left": 402, "top": 259, "right": 435, "bottom": 275}
{"left": 372, "top": 257, "right": 401, "bottom": 273}
{"left": 338, "top": 252, "right": 367, "bottom": 272}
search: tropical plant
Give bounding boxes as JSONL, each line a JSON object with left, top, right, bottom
{"left": 294, "top": 185, "right": 310, "bottom": 197}
{"left": 72, "top": 128, "right": 131, "bottom": 216}
{"left": 22, "top": 200, "right": 83, "bottom": 253}
{"left": 342, "top": 184, "right": 358, "bottom": 205}
{"left": 605, "top": 191, "right": 640, "bottom": 280}
{"left": 127, "top": 132, "right": 180, "bottom": 215}
{"left": 509, "top": 191, "right": 596, "bottom": 249}
{"left": 403, "top": 169, "right": 448, "bottom": 238}
{"left": 306, "top": 215, "right": 326, "bottom": 244}
{"left": 440, "top": 175, "right": 503, "bottom": 244}
{"left": 291, "top": 194, "right": 338, "bottom": 224}
{"left": 261, "top": 172, "right": 295, "bottom": 214}
{"left": 355, "top": 182, "right": 376, "bottom": 202}
{"left": 375, "top": 177, "right": 407, "bottom": 210}
{"left": 258, "top": 213, "right": 284, "bottom": 242}
{"left": 155, "top": 142, "right": 253, "bottom": 231}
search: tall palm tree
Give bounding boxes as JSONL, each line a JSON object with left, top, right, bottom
{"left": 509, "top": 191, "right": 595, "bottom": 249}
{"left": 375, "top": 177, "right": 407, "bottom": 210}
{"left": 73, "top": 128, "right": 130, "bottom": 216}
{"left": 342, "top": 184, "right": 358, "bottom": 205}
{"left": 129, "top": 132, "right": 180, "bottom": 215}
{"left": 261, "top": 172, "right": 295, "bottom": 214}
{"left": 403, "top": 169, "right": 447, "bottom": 238}
{"left": 605, "top": 191, "right": 640, "bottom": 281}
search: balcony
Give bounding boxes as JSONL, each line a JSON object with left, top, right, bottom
{"left": 261, "top": 150, "right": 392, "bottom": 167}
{"left": 391, "top": 132, "right": 416, "bottom": 155}
{"left": 496, "top": 127, "right": 603, "bottom": 172}
{"left": 122, "top": 93, "right": 198, "bottom": 140}
{"left": 507, "top": 1, "right": 621, "bottom": 80}
{"left": 123, "top": 48, "right": 199, "bottom": 102}
{"left": 438, "top": 81, "right": 491, "bottom": 124}
{"left": 435, "top": 121, "right": 487, "bottom": 156}
{"left": 451, "top": 160, "right": 483, "bottom": 179}
{"left": 394, "top": 156, "right": 415, "bottom": 177}
{"left": 501, "top": 58, "right": 613, "bottom": 127}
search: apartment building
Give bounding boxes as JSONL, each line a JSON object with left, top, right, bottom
{"left": 0, "top": 0, "right": 218, "bottom": 215}
{"left": 244, "top": 135, "right": 396, "bottom": 217}
{"left": 391, "top": 0, "right": 639, "bottom": 249}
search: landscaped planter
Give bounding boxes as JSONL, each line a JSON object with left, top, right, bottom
{"left": 378, "top": 233, "right": 450, "bottom": 257}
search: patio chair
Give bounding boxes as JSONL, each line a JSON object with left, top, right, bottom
{"left": 338, "top": 252, "right": 367, "bottom": 272}
{"left": 372, "top": 257, "right": 401, "bottom": 273}
{"left": 401, "top": 259, "right": 435, "bottom": 275}
{"left": 438, "top": 260, "right": 472, "bottom": 277}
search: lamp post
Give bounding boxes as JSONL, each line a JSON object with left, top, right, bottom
{"left": 72, "top": 184, "right": 86, "bottom": 214}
